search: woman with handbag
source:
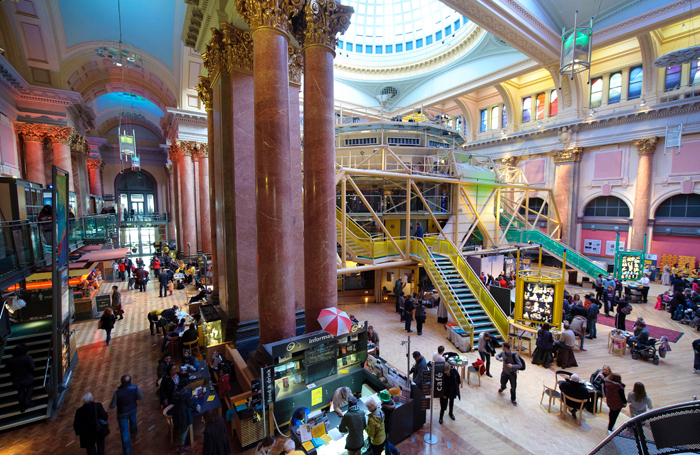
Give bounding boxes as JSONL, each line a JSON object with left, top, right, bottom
{"left": 73, "top": 392, "right": 109, "bottom": 455}
{"left": 111, "top": 286, "right": 124, "bottom": 320}
{"left": 615, "top": 296, "right": 632, "bottom": 331}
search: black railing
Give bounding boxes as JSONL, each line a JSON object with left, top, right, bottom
{"left": 589, "top": 400, "right": 700, "bottom": 455}
{"left": 0, "top": 220, "right": 46, "bottom": 287}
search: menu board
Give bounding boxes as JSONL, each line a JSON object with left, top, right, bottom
{"left": 521, "top": 281, "right": 555, "bottom": 323}
{"left": 619, "top": 254, "right": 642, "bottom": 280}
{"left": 305, "top": 341, "right": 337, "bottom": 384}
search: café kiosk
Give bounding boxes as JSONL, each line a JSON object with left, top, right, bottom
{"left": 510, "top": 247, "right": 565, "bottom": 351}
{"left": 262, "top": 321, "right": 423, "bottom": 454}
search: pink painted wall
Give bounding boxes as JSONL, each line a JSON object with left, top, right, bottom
{"left": 580, "top": 229, "right": 628, "bottom": 258}
{"left": 650, "top": 234, "right": 700, "bottom": 265}
{"left": 672, "top": 141, "right": 700, "bottom": 174}
{"left": 593, "top": 150, "right": 622, "bottom": 179}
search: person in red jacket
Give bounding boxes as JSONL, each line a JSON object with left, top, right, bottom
{"left": 118, "top": 261, "right": 126, "bottom": 282}
{"left": 153, "top": 257, "right": 161, "bottom": 278}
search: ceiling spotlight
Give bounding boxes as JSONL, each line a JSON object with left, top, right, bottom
{"left": 115, "top": 62, "right": 123, "bottom": 67}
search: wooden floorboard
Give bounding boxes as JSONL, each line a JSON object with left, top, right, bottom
{"left": 1, "top": 279, "right": 697, "bottom": 455}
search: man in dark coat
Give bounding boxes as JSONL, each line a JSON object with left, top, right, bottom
{"left": 159, "top": 269, "right": 170, "bottom": 298}
{"left": 6, "top": 343, "right": 35, "bottom": 412}
{"left": 109, "top": 375, "right": 144, "bottom": 455}
{"left": 380, "top": 390, "right": 400, "bottom": 455}
{"left": 168, "top": 385, "right": 199, "bottom": 453}
{"left": 403, "top": 296, "right": 414, "bottom": 332}
{"left": 559, "top": 374, "right": 591, "bottom": 418}
{"left": 409, "top": 351, "right": 428, "bottom": 388}
{"left": 73, "top": 392, "right": 109, "bottom": 455}
{"left": 439, "top": 363, "right": 461, "bottom": 423}
{"left": 202, "top": 410, "right": 230, "bottom": 455}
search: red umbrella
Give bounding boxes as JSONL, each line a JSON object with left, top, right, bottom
{"left": 317, "top": 307, "right": 353, "bottom": 336}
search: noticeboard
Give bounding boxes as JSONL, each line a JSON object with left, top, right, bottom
{"left": 304, "top": 340, "right": 338, "bottom": 384}
{"left": 521, "top": 281, "right": 555, "bottom": 324}
{"left": 95, "top": 294, "right": 111, "bottom": 314}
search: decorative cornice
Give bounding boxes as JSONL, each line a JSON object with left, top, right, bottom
{"left": 288, "top": 46, "right": 303, "bottom": 86}
{"left": 87, "top": 158, "right": 104, "bottom": 171}
{"left": 299, "top": 0, "right": 353, "bottom": 51}
{"left": 203, "top": 25, "right": 254, "bottom": 77}
{"left": 165, "top": 162, "right": 173, "bottom": 174}
{"left": 235, "top": 0, "right": 303, "bottom": 36}
{"left": 176, "top": 140, "right": 207, "bottom": 158}
{"left": 194, "top": 144, "right": 209, "bottom": 158}
{"left": 71, "top": 135, "right": 90, "bottom": 155}
{"left": 633, "top": 137, "right": 658, "bottom": 155}
{"left": 14, "top": 122, "right": 49, "bottom": 142}
{"left": 501, "top": 156, "right": 519, "bottom": 167}
{"left": 195, "top": 76, "right": 213, "bottom": 111}
{"left": 552, "top": 147, "right": 583, "bottom": 163}
{"left": 45, "top": 126, "right": 76, "bottom": 145}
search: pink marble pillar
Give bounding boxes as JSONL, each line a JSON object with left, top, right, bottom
{"left": 15, "top": 122, "right": 48, "bottom": 186}
{"left": 303, "top": 44, "right": 338, "bottom": 332}
{"left": 206, "top": 108, "right": 217, "bottom": 291}
{"left": 177, "top": 150, "right": 198, "bottom": 255}
{"left": 165, "top": 162, "right": 178, "bottom": 243}
{"left": 252, "top": 26, "right": 296, "bottom": 345}
{"left": 197, "top": 148, "right": 212, "bottom": 254}
{"left": 194, "top": 158, "right": 201, "bottom": 251}
{"left": 289, "top": 80, "right": 305, "bottom": 315}
{"left": 552, "top": 148, "right": 583, "bottom": 246}
{"left": 631, "top": 137, "right": 658, "bottom": 251}
{"left": 46, "top": 126, "right": 75, "bottom": 191}
{"left": 87, "top": 158, "right": 103, "bottom": 197}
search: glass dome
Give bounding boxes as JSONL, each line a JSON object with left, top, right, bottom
{"left": 337, "top": 0, "right": 468, "bottom": 60}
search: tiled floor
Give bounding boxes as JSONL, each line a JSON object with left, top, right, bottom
{"left": 2, "top": 279, "right": 697, "bottom": 455}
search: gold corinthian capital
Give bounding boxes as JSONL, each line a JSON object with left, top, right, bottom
{"left": 300, "top": 0, "right": 353, "bottom": 51}
{"left": 235, "top": 0, "right": 304, "bottom": 36}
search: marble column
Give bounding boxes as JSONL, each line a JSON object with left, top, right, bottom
{"left": 197, "top": 77, "right": 218, "bottom": 291}
{"left": 193, "top": 157, "right": 201, "bottom": 252}
{"left": 46, "top": 126, "right": 75, "bottom": 191}
{"left": 14, "top": 122, "right": 47, "bottom": 186}
{"left": 289, "top": 50, "right": 306, "bottom": 315}
{"left": 176, "top": 144, "right": 198, "bottom": 255}
{"left": 87, "top": 157, "right": 104, "bottom": 197}
{"left": 300, "top": 1, "right": 353, "bottom": 332}
{"left": 196, "top": 146, "right": 212, "bottom": 254}
{"left": 165, "top": 162, "right": 178, "bottom": 243}
{"left": 631, "top": 137, "right": 658, "bottom": 251}
{"left": 552, "top": 147, "right": 583, "bottom": 246}
{"left": 238, "top": 2, "right": 302, "bottom": 346}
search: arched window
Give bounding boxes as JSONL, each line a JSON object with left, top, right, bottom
{"left": 491, "top": 106, "right": 499, "bottom": 130}
{"left": 522, "top": 97, "right": 532, "bottom": 122}
{"left": 655, "top": 194, "right": 700, "bottom": 218}
{"left": 550, "top": 90, "right": 558, "bottom": 117}
{"left": 665, "top": 66, "right": 682, "bottom": 91}
{"left": 479, "top": 109, "right": 487, "bottom": 132}
{"left": 590, "top": 77, "right": 603, "bottom": 107}
{"left": 628, "top": 67, "right": 643, "bottom": 100}
{"left": 116, "top": 170, "right": 158, "bottom": 218}
{"left": 609, "top": 72, "right": 622, "bottom": 104}
{"left": 536, "top": 93, "right": 546, "bottom": 119}
{"left": 518, "top": 197, "right": 548, "bottom": 216}
{"left": 502, "top": 106, "right": 508, "bottom": 127}
{"left": 584, "top": 196, "right": 630, "bottom": 217}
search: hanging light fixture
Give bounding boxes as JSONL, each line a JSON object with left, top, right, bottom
{"left": 653, "top": 2, "right": 699, "bottom": 68}
{"left": 558, "top": 10, "right": 594, "bottom": 89}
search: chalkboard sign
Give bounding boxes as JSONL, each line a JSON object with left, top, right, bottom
{"left": 95, "top": 294, "right": 111, "bottom": 314}
{"left": 305, "top": 341, "right": 337, "bottom": 384}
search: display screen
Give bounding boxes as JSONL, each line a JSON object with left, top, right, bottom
{"left": 305, "top": 341, "right": 337, "bottom": 384}
{"left": 521, "top": 281, "right": 555, "bottom": 323}
{"left": 619, "top": 254, "right": 642, "bottom": 280}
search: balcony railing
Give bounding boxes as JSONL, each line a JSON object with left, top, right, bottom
{"left": 120, "top": 212, "right": 169, "bottom": 223}
{"left": 0, "top": 220, "right": 47, "bottom": 289}
{"left": 69, "top": 214, "right": 118, "bottom": 243}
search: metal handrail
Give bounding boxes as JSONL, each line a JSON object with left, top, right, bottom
{"left": 42, "top": 337, "right": 52, "bottom": 388}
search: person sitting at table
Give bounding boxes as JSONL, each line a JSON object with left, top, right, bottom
{"left": 167, "top": 384, "right": 199, "bottom": 454}
{"left": 559, "top": 373, "right": 590, "bottom": 418}
{"left": 283, "top": 440, "right": 304, "bottom": 455}
{"left": 554, "top": 322, "right": 578, "bottom": 368}
{"left": 532, "top": 323, "right": 554, "bottom": 369}
{"left": 339, "top": 396, "right": 367, "bottom": 455}
{"left": 182, "top": 350, "right": 198, "bottom": 370}
{"left": 157, "top": 354, "right": 173, "bottom": 382}
{"left": 627, "top": 321, "right": 650, "bottom": 349}
{"left": 254, "top": 435, "right": 275, "bottom": 455}
{"left": 161, "top": 318, "right": 186, "bottom": 353}
{"left": 180, "top": 323, "right": 199, "bottom": 355}
{"left": 161, "top": 365, "right": 190, "bottom": 406}
{"left": 331, "top": 386, "right": 353, "bottom": 417}
{"left": 214, "top": 365, "right": 231, "bottom": 401}
{"left": 289, "top": 407, "right": 310, "bottom": 428}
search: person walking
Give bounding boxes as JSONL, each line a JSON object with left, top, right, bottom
{"left": 73, "top": 392, "right": 109, "bottom": 455}
{"left": 201, "top": 410, "right": 231, "bottom": 455}
{"left": 100, "top": 308, "right": 116, "bottom": 346}
{"left": 627, "top": 382, "right": 653, "bottom": 417}
{"left": 153, "top": 257, "right": 161, "bottom": 279}
{"left": 604, "top": 373, "right": 626, "bottom": 433}
{"left": 477, "top": 332, "right": 495, "bottom": 377}
{"left": 379, "top": 391, "right": 400, "bottom": 455}
{"left": 587, "top": 299, "right": 600, "bottom": 339}
{"left": 109, "top": 374, "right": 144, "bottom": 455}
{"left": 366, "top": 400, "right": 386, "bottom": 455}
{"left": 118, "top": 261, "right": 126, "bottom": 282}
{"left": 167, "top": 385, "right": 200, "bottom": 453}
{"left": 615, "top": 295, "right": 631, "bottom": 331}
{"left": 640, "top": 273, "right": 651, "bottom": 303}
{"left": 393, "top": 277, "right": 404, "bottom": 313}
{"left": 111, "top": 285, "right": 123, "bottom": 320}
{"left": 6, "top": 343, "right": 35, "bottom": 413}
{"left": 159, "top": 267, "right": 170, "bottom": 298}
{"left": 496, "top": 342, "right": 523, "bottom": 406}
{"left": 414, "top": 222, "right": 423, "bottom": 239}
{"left": 439, "top": 363, "right": 461, "bottom": 423}
{"left": 414, "top": 300, "right": 426, "bottom": 335}
{"left": 595, "top": 274, "right": 604, "bottom": 300}
{"left": 403, "top": 295, "right": 414, "bottom": 333}
{"left": 338, "top": 396, "right": 366, "bottom": 455}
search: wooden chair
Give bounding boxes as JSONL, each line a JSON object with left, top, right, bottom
{"left": 466, "top": 365, "right": 481, "bottom": 386}
{"left": 167, "top": 337, "right": 180, "bottom": 360}
{"left": 560, "top": 394, "right": 587, "bottom": 426}
{"left": 519, "top": 336, "right": 532, "bottom": 357}
{"left": 183, "top": 338, "right": 202, "bottom": 360}
{"left": 609, "top": 336, "right": 626, "bottom": 356}
{"left": 163, "top": 405, "right": 174, "bottom": 443}
{"left": 508, "top": 334, "right": 523, "bottom": 356}
{"left": 540, "top": 381, "right": 561, "bottom": 413}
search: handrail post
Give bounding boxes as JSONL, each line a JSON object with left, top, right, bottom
{"left": 406, "top": 178, "right": 411, "bottom": 257}
{"left": 341, "top": 178, "right": 347, "bottom": 268}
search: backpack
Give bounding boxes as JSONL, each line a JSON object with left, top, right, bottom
{"left": 673, "top": 305, "right": 685, "bottom": 321}
{"left": 620, "top": 303, "right": 633, "bottom": 315}
{"left": 515, "top": 353, "right": 526, "bottom": 371}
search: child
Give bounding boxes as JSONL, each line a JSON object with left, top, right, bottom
{"left": 167, "top": 280, "right": 174, "bottom": 295}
